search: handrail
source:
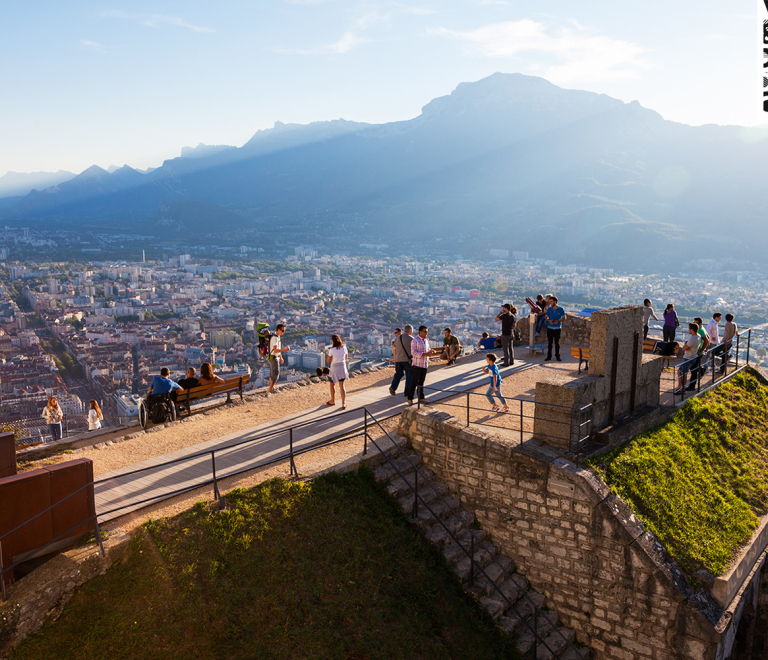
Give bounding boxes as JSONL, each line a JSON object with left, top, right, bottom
{"left": 416, "top": 384, "right": 593, "bottom": 450}
{"left": 363, "top": 409, "right": 585, "bottom": 659}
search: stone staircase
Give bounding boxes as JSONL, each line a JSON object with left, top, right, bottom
{"left": 371, "top": 442, "right": 589, "bottom": 660}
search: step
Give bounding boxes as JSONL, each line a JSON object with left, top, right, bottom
{"left": 444, "top": 537, "right": 497, "bottom": 566}
{"left": 454, "top": 548, "right": 505, "bottom": 583}
{"left": 397, "top": 481, "right": 451, "bottom": 512}
{"left": 559, "top": 647, "right": 590, "bottom": 660}
{"left": 517, "top": 626, "right": 575, "bottom": 660}
{"left": 412, "top": 498, "right": 466, "bottom": 530}
{"left": 372, "top": 453, "right": 423, "bottom": 485}
{"left": 386, "top": 467, "right": 436, "bottom": 499}
{"left": 425, "top": 523, "right": 487, "bottom": 549}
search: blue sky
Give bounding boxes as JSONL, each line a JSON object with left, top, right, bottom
{"left": 0, "top": 1, "right": 761, "bottom": 175}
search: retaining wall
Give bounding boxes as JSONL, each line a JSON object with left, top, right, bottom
{"left": 398, "top": 407, "right": 741, "bottom": 660}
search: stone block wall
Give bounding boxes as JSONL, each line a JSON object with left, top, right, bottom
{"left": 398, "top": 407, "right": 736, "bottom": 660}
{"left": 516, "top": 314, "right": 590, "bottom": 348}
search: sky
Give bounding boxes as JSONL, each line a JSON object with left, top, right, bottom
{"left": 0, "top": 0, "right": 763, "bottom": 176}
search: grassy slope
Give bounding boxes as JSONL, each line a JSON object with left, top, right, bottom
{"left": 590, "top": 370, "right": 768, "bottom": 576}
{"left": 11, "top": 466, "right": 518, "bottom": 660}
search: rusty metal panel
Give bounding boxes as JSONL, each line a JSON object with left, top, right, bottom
{"left": 0, "top": 469, "right": 52, "bottom": 584}
{"left": 45, "top": 459, "right": 95, "bottom": 540}
{"left": 0, "top": 433, "right": 16, "bottom": 478}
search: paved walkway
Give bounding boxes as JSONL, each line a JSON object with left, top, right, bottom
{"left": 94, "top": 354, "right": 536, "bottom": 522}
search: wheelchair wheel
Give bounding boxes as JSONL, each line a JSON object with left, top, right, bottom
{"left": 139, "top": 400, "right": 149, "bottom": 429}
{"left": 169, "top": 401, "right": 177, "bottom": 422}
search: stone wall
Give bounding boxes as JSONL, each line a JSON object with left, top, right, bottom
{"left": 398, "top": 407, "right": 739, "bottom": 660}
{"left": 516, "top": 313, "right": 590, "bottom": 348}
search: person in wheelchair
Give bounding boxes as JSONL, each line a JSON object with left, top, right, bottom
{"left": 145, "top": 367, "right": 184, "bottom": 422}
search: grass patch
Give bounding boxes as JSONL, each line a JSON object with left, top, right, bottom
{"left": 11, "top": 465, "right": 518, "bottom": 660}
{"left": 589, "top": 370, "right": 768, "bottom": 577}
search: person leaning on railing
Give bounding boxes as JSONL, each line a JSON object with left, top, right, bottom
{"left": 87, "top": 400, "right": 103, "bottom": 431}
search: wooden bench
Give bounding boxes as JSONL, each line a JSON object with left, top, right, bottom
{"left": 175, "top": 375, "right": 251, "bottom": 417}
{"left": 570, "top": 347, "right": 590, "bottom": 372}
{"left": 643, "top": 338, "right": 682, "bottom": 368}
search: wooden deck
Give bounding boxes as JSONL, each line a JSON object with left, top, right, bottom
{"left": 94, "top": 355, "right": 536, "bottom": 522}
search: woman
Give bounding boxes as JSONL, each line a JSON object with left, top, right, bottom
{"left": 198, "top": 362, "right": 224, "bottom": 386}
{"left": 326, "top": 334, "right": 349, "bottom": 409}
{"left": 42, "top": 396, "right": 64, "bottom": 441}
{"left": 87, "top": 400, "right": 103, "bottom": 431}
{"left": 662, "top": 303, "right": 678, "bottom": 344}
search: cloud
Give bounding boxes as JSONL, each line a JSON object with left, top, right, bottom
{"left": 431, "top": 19, "right": 652, "bottom": 84}
{"left": 327, "top": 30, "right": 370, "bottom": 53}
{"left": 80, "top": 39, "right": 105, "bottom": 49}
{"left": 100, "top": 9, "right": 215, "bottom": 33}
{"left": 280, "top": 10, "right": 386, "bottom": 55}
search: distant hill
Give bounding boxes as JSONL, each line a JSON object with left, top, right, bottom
{"left": 0, "top": 169, "right": 75, "bottom": 198}
{"left": 3, "top": 73, "right": 768, "bottom": 270}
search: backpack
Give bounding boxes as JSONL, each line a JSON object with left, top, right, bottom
{"left": 257, "top": 323, "right": 271, "bottom": 359}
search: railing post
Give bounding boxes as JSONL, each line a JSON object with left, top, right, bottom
{"left": 736, "top": 334, "right": 740, "bottom": 369}
{"left": 466, "top": 392, "right": 470, "bottom": 427}
{"left": 289, "top": 428, "right": 297, "bottom": 477}
{"left": 93, "top": 516, "right": 106, "bottom": 559}
{"left": 211, "top": 451, "right": 224, "bottom": 509}
{"left": 519, "top": 399, "right": 524, "bottom": 444}
{"left": 747, "top": 329, "right": 751, "bottom": 365}
{"left": 411, "top": 470, "right": 419, "bottom": 519}
{"left": 469, "top": 535, "right": 475, "bottom": 586}
{"left": 0, "top": 540, "right": 6, "bottom": 602}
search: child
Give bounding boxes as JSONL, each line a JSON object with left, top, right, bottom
{"left": 482, "top": 353, "right": 509, "bottom": 413}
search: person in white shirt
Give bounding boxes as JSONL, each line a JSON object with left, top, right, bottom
{"left": 643, "top": 299, "right": 659, "bottom": 340}
{"left": 706, "top": 313, "right": 721, "bottom": 345}
{"left": 677, "top": 324, "right": 702, "bottom": 391}
{"left": 267, "top": 324, "right": 290, "bottom": 393}
{"left": 87, "top": 400, "right": 103, "bottom": 431}
{"left": 326, "top": 334, "right": 349, "bottom": 409}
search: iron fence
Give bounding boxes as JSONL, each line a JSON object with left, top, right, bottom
{"left": 658, "top": 327, "right": 752, "bottom": 404}
{"left": 417, "top": 385, "right": 593, "bottom": 451}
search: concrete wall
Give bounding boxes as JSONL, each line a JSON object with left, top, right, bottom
{"left": 398, "top": 407, "right": 739, "bottom": 660}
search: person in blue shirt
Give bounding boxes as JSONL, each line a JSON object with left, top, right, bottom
{"left": 544, "top": 296, "right": 566, "bottom": 362}
{"left": 482, "top": 353, "right": 508, "bottom": 413}
{"left": 147, "top": 367, "right": 183, "bottom": 396}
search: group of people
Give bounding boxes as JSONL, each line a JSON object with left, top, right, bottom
{"left": 41, "top": 396, "right": 103, "bottom": 441}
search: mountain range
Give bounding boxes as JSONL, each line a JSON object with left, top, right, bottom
{"left": 4, "top": 73, "right": 768, "bottom": 271}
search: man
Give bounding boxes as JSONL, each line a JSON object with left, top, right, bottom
{"left": 406, "top": 325, "right": 438, "bottom": 405}
{"left": 692, "top": 318, "right": 711, "bottom": 355}
{"left": 177, "top": 367, "right": 199, "bottom": 390}
{"left": 146, "top": 367, "right": 183, "bottom": 418}
{"left": 494, "top": 304, "right": 516, "bottom": 367}
{"left": 677, "top": 323, "right": 702, "bottom": 391}
{"left": 390, "top": 324, "right": 413, "bottom": 397}
{"left": 268, "top": 324, "right": 290, "bottom": 393}
{"left": 706, "top": 313, "right": 722, "bottom": 346}
{"left": 390, "top": 327, "right": 402, "bottom": 361}
{"left": 441, "top": 327, "right": 461, "bottom": 366}
{"left": 544, "top": 296, "right": 566, "bottom": 362}
{"left": 147, "top": 367, "right": 182, "bottom": 397}
{"left": 720, "top": 313, "right": 739, "bottom": 374}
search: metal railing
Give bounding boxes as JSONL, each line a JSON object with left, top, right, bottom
{"left": 417, "top": 385, "right": 594, "bottom": 451}
{"left": 658, "top": 328, "right": 752, "bottom": 404}
{"left": 363, "top": 409, "right": 586, "bottom": 659}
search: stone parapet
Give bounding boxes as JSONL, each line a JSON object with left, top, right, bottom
{"left": 516, "top": 314, "right": 590, "bottom": 348}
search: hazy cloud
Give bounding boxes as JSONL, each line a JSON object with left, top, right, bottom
{"left": 432, "top": 19, "right": 652, "bottom": 83}
{"left": 281, "top": 10, "right": 386, "bottom": 55}
{"left": 80, "top": 39, "right": 105, "bottom": 49}
{"left": 100, "top": 10, "right": 215, "bottom": 33}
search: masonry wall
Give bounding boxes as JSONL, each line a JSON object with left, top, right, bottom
{"left": 516, "top": 314, "right": 590, "bottom": 348}
{"left": 398, "top": 408, "right": 729, "bottom": 660}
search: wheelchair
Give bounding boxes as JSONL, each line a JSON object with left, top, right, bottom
{"left": 138, "top": 392, "right": 177, "bottom": 429}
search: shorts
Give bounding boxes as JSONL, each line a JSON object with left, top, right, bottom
{"left": 269, "top": 358, "right": 280, "bottom": 383}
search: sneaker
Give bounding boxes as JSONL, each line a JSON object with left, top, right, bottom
{"left": 407, "top": 399, "right": 414, "bottom": 406}
{"left": 418, "top": 397, "right": 427, "bottom": 404}
{"left": 389, "top": 387, "right": 396, "bottom": 396}
{"left": 501, "top": 407, "right": 510, "bottom": 413}
{"left": 491, "top": 405, "right": 500, "bottom": 412}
